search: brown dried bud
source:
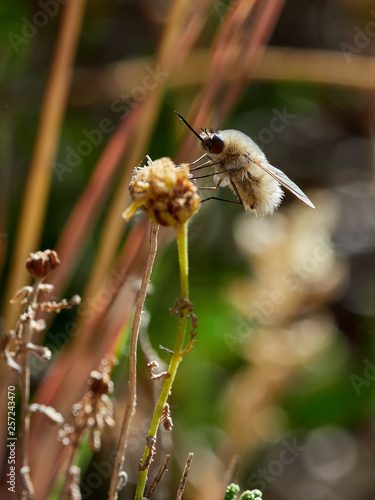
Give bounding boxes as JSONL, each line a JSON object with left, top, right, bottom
{"left": 161, "top": 403, "right": 173, "bottom": 431}
{"left": 122, "top": 157, "right": 200, "bottom": 226}
{"left": 89, "top": 370, "right": 113, "bottom": 395}
{"left": 26, "top": 250, "right": 60, "bottom": 279}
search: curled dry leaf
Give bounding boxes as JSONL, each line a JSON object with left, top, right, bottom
{"left": 31, "top": 319, "right": 46, "bottom": 333}
{"left": 34, "top": 295, "right": 81, "bottom": 313}
{"left": 147, "top": 360, "right": 170, "bottom": 380}
{"left": 29, "top": 404, "right": 64, "bottom": 425}
{"left": 10, "top": 286, "right": 33, "bottom": 304}
{"left": 26, "top": 343, "right": 52, "bottom": 360}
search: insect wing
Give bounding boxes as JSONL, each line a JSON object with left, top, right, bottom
{"left": 249, "top": 156, "right": 315, "bottom": 209}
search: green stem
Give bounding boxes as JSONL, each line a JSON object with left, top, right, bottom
{"left": 134, "top": 222, "right": 189, "bottom": 500}
{"left": 177, "top": 222, "right": 189, "bottom": 300}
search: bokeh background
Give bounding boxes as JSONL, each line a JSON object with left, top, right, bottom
{"left": 1, "top": 0, "right": 375, "bottom": 499}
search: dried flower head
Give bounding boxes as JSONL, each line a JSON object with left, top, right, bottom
{"left": 59, "top": 357, "right": 115, "bottom": 451}
{"left": 122, "top": 157, "right": 200, "bottom": 226}
{"left": 88, "top": 369, "right": 113, "bottom": 396}
{"left": 26, "top": 249, "right": 60, "bottom": 279}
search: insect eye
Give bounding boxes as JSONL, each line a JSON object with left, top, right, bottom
{"left": 211, "top": 134, "right": 224, "bottom": 154}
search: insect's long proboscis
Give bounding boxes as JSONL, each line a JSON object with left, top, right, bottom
{"left": 174, "top": 110, "right": 204, "bottom": 143}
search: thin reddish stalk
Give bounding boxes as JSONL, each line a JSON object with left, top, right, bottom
{"left": 49, "top": 106, "right": 143, "bottom": 300}
{"left": 178, "top": 0, "right": 285, "bottom": 161}
{"left": 3, "top": 0, "right": 87, "bottom": 329}
{"left": 218, "top": 0, "right": 286, "bottom": 122}
{"left": 178, "top": 0, "right": 258, "bottom": 160}
{"left": 71, "top": 49, "right": 375, "bottom": 106}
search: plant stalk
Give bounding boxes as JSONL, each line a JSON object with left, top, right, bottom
{"left": 59, "top": 430, "right": 84, "bottom": 500}
{"left": 108, "top": 223, "right": 159, "bottom": 500}
{"left": 19, "top": 280, "right": 41, "bottom": 499}
{"left": 134, "top": 222, "right": 189, "bottom": 500}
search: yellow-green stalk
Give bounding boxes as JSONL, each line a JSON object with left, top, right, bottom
{"left": 135, "top": 222, "right": 189, "bottom": 500}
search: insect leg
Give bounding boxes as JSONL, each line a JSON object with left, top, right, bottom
{"left": 192, "top": 170, "right": 227, "bottom": 180}
{"left": 201, "top": 197, "right": 242, "bottom": 206}
{"left": 189, "top": 161, "right": 214, "bottom": 172}
{"left": 198, "top": 178, "right": 241, "bottom": 206}
{"left": 175, "top": 154, "right": 208, "bottom": 168}
{"left": 229, "top": 180, "right": 244, "bottom": 206}
{"left": 198, "top": 177, "right": 223, "bottom": 190}
{"left": 190, "top": 160, "right": 222, "bottom": 172}
{"left": 186, "top": 154, "right": 207, "bottom": 166}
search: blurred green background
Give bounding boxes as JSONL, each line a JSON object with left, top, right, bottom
{"left": 1, "top": 1, "right": 375, "bottom": 499}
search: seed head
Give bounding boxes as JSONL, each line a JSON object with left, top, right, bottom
{"left": 89, "top": 369, "right": 113, "bottom": 396}
{"left": 122, "top": 157, "right": 200, "bottom": 226}
{"left": 26, "top": 250, "right": 60, "bottom": 279}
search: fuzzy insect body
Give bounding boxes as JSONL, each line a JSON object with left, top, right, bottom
{"left": 200, "top": 129, "right": 284, "bottom": 217}
{"left": 175, "top": 111, "right": 315, "bottom": 217}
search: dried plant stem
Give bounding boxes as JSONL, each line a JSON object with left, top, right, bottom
{"left": 72, "top": 48, "right": 375, "bottom": 105}
{"left": 176, "top": 453, "right": 194, "bottom": 500}
{"left": 19, "top": 280, "right": 41, "bottom": 499}
{"left": 59, "top": 432, "right": 83, "bottom": 500}
{"left": 219, "top": 455, "right": 239, "bottom": 500}
{"left": 135, "top": 222, "right": 189, "bottom": 500}
{"left": 145, "top": 454, "right": 170, "bottom": 499}
{"left": 108, "top": 223, "right": 159, "bottom": 500}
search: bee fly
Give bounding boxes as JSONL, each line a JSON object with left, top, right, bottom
{"left": 175, "top": 110, "right": 314, "bottom": 218}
